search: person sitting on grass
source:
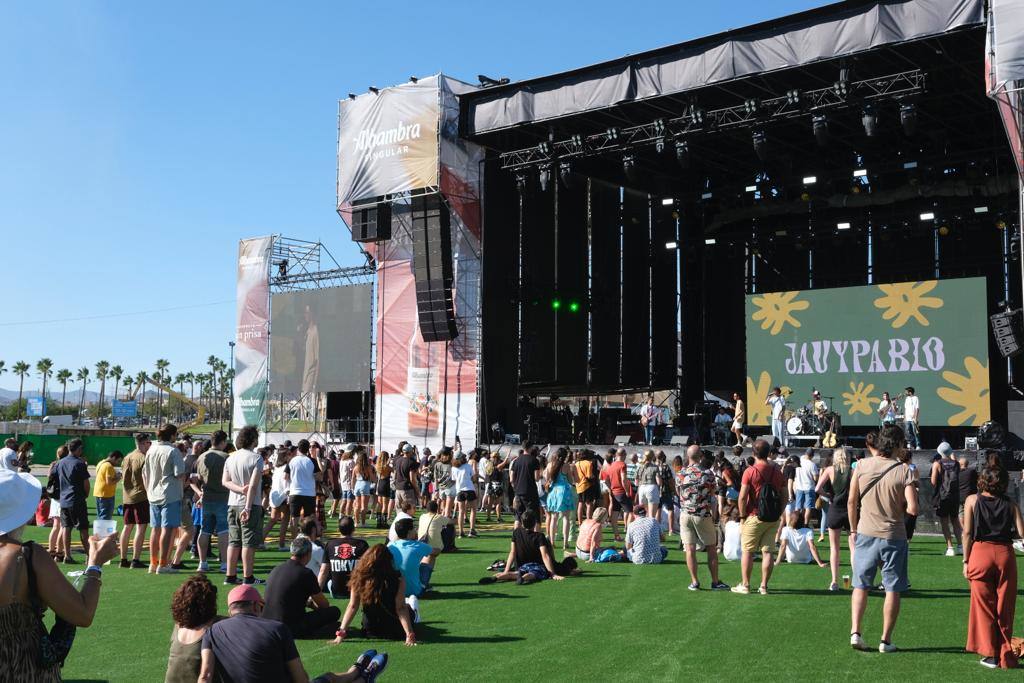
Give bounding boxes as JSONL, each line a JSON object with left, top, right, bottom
{"left": 297, "top": 516, "right": 326, "bottom": 577}
{"left": 387, "top": 518, "right": 437, "bottom": 612}
{"left": 774, "top": 511, "right": 828, "bottom": 568}
{"left": 166, "top": 574, "right": 222, "bottom": 683}
{"left": 200, "top": 584, "right": 389, "bottom": 683}
{"left": 321, "top": 515, "right": 370, "bottom": 599}
{"left": 480, "top": 510, "right": 578, "bottom": 584}
{"left": 387, "top": 500, "right": 415, "bottom": 543}
{"left": 624, "top": 506, "right": 668, "bottom": 564}
{"left": 416, "top": 500, "right": 450, "bottom": 591}
{"left": 336, "top": 544, "right": 418, "bottom": 647}
{"left": 573, "top": 507, "right": 608, "bottom": 562}
{"left": 263, "top": 536, "right": 341, "bottom": 640}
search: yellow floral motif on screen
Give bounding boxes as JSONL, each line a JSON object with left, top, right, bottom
{"left": 746, "top": 371, "right": 790, "bottom": 426}
{"left": 842, "top": 381, "right": 879, "bottom": 416}
{"left": 937, "top": 356, "right": 990, "bottom": 426}
{"left": 873, "top": 281, "right": 943, "bottom": 328}
{"left": 750, "top": 291, "right": 810, "bottom": 336}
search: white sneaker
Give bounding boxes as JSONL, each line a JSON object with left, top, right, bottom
{"left": 945, "top": 547, "right": 955, "bottom": 557}
{"left": 156, "top": 566, "right": 178, "bottom": 575}
{"left": 1013, "top": 540, "right": 1024, "bottom": 554}
{"left": 878, "top": 641, "right": 898, "bottom": 653}
{"left": 850, "top": 633, "right": 867, "bottom": 650}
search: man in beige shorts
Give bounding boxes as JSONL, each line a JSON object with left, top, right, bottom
{"left": 734, "top": 439, "right": 787, "bottom": 594}
{"left": 677, "top": 445, "right": 729, "bottom": 591}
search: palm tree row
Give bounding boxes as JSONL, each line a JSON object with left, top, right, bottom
{"left": 1, "top": 356, "right": 234, "bottom": 426}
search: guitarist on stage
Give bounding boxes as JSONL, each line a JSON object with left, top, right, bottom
{"left": 639, "top": 397, "right": 661, "bottom": 445}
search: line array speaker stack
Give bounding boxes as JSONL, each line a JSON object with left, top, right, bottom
{"left": 351, "top": 200, "right": 392, "bottom": 242}
{"left": 990, "top": 308, "right": 1024, "bottom": 358}
{"left": 412, "top": 194, "right": 459, "bottom": 342}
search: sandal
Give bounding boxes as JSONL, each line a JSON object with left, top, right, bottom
{"left": 486, "top": 560, "right": 506, "bottom": 572}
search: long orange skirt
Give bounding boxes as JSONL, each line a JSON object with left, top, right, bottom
{"left": 966, "top": 541, "right": 1019, "bottom": 669}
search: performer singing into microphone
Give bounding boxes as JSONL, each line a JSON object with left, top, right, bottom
{"left": 765, "top": 387, "right": 787, "bottom": 447}
{"left": 639, "top": 397, "right": 660, "bottom": 445}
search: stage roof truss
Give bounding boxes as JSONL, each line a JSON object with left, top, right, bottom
{"left": 269, "top": 236, "right": 374, "bottom": 292}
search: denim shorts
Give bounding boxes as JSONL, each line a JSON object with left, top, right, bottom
{"left": 853, "top": 532, "right": 909, "bottom": 592}
{"left": 150, "top": 501, "right": 182, "bottom": 529}
{"left": 200, "top": 500, "right": 229, "bottom": 535}
{"left": 517, "top": 562, "right": 550, "bottom": 580}
{"left": 340, "top": 489, "right": 355, "bottom": 501}
{"left": 95, "top": 496, "right": 115, "bottom": 521}
{"left": 354, "top": 480, "right": 374, "bottom": 497}
{"left": 793, "top": 489, "right": 816, "bottom": 511}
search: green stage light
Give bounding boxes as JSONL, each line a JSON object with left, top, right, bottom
{"left": 551, "top": 298, "right": 562, "bottom": 311}
{"left": 568, "top": 301, "right": 580, "bottom": 313}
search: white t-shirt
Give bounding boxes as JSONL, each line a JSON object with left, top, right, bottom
{"left": 767, "top": 395, "right": 786, "bottom": 420}
{"left": 780, "top": 527, "right": 815, "bottom": 564}
{"left": 452, "top": 462, "right": 475, "bottom": 492}
{"left": 904, "top": 395, "right": 920, "bottom": 422}
{"left": 288, "top": 454, "right": 316, "bottom": 497}
{"left": 224, "top": 449, "right": 263, "bottom": 507}
{"left": 794, "top": 458, "right": 819, "bottom": 492}
{"left": 339, "top": 459, "right": 355, "bottom": 490}
{"left": 388, "top": 511, "right": 413, "bottom": 543}
{"left": 723, "top": 521, "right": 742, "bottom": 561}
{"left": 0, "top": 447, "right": 18, "bottom": 472}
{"left": 304, "top": 540, "right": 325, "bottom": 576}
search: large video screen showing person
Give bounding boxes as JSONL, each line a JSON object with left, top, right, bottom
{"left": 270, "top": 285, "right": 372, "bottom": 393}
{"left": 745, "top": 277, "right": 990, "bottom": 427}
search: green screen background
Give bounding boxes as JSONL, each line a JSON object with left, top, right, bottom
{"left": 744, "top": 277, "right": 990, "bottom": 427}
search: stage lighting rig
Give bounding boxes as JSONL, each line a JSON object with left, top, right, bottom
{"left": 538, "top": 140, "right": 552, "bottom": 156}
{"left": 623, "top": 155, "right": 639, "bottom": 182}
{"left": 744, "top": 98, "right": 760, "bottom": 116}
{"left": 861, "top": 104, "right": 879, "bottom": 137}
{"left": 538, "top": 164, "right": 552, "bottom": 192}
{"left": 606, "top": 127, "right": 621, "bottom": 142}
{"left": 752, "top": 130, "right": 769, "bottom": 163}
{"left": 900, "top": 102, "right": 917, "bottom": 136}
{"left": 688, "top": 105, "right": 705, "bottom": 126}
{"left": 786, "top": 89, "right": 801, "bottom": 106}
{"left": 569, "top": 134, "right": 585, "bottom": 153}
{"left": 674, "top": 140, "right": 690, "bottom": 169}
{"left": 559, "top": 161, "right": 573, "bottom": 189}
{"left": 834, "top": 66, "right": 851, "bottom": 98}
{"left": 515, "top": 172, "right": 528, "bottom": 191}
{"left": 812, "top": 114, "right": 829, "bottom": 146}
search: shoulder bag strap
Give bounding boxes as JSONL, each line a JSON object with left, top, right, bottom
{"left": 20, "top": 541, "right": 44, "bottom": 616}
{"left": 858, "top": 462, "right": 903, "bottom": 500}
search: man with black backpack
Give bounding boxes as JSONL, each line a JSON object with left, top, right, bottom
{"left": 733, "top": 439, "right": 786, "bottom": 595}
{"left": 930, "top": 442, "right": 962, "bottom": 557}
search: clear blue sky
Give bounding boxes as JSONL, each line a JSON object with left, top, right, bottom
{"left": 0, "top": 0, "right": 829, "bottom": 390}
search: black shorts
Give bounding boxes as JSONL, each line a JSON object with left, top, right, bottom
{"left": 513, "top": 495, "right": 540, "bottom": 520}
{"left": 289, "top": 495, "right": 316, "bottom": 518}
{"left": 934, "top": 498, "right": 958, "bottom": 519}
{"left": 579, "top": 485, "right": 601, "bottom": 504}
{"left": 611, "top": 493, "right": 634, "bottom": 514}
{"left": 826, "top": 505, "right": 850, "bottom": 531}
{"left": 60, "top": 501, "right": 89, "bottom": 532}
{"left": 457, "top": 490, "right": 478, "bottom": 503}
{"left": 376, "top": 480, "right": 392, "bottom": 497}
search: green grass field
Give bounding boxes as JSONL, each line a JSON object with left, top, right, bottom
{"left": 22, "top": 494, "right": 1024, "bottom": 682}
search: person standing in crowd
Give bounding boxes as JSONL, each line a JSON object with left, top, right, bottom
{"left": 393, "top": 444, "right": 421, "bottom": 512}
{"left": 848, "top": 423, "right": 919, "bottom": 653}
{"left": 432, "top": 448, "right": 455, "bottom": 518}
{"left": 544, "top": 447, "right": 577, "bottom": 549}
{"left": 656, "top": 452, "right": 676, "bottom": 536}
{"left": 350, "top": 448, "right": 377, "bottom": 529}
{"left": 0, "top": 438, "right": 19, "bottom": 472}
{"left": 375, "top": 451, "right": 394, "bottom": 526}
{"left": 903, "top": 387, "right": 920, "bottom": 450}
{"left": 287, "top": 440, "right": 319, "bottom": 539}
{"left": 46, "top": 445, "right": 68, "bottom": 560}
{"left": 765, "top": 387, "right": 787, "bottom": 447}
{"left": 263, "top": 536, "right": 341, "bottom": 640}
{"left": 634, "top": 450, "right": 661, "bottom": 521}
{"left": 816, "top": 447, "right": 853, "bottom": 591}
{"left": 931, "top": 442, "right": 962, "bottom": 557}
{"left": 338, "top": 445, "right": 356, "bottom": 519}
{"left": 119, "top": 432, "right": 152, "bottom": 568}
{"left": 601, "top": 449, "right": 633, "bottom": 541}
{"left": 143, "top": 424, "right": 187, "bottom": 574}
{"left": 419, "top": 447, "right": 433, "bottom": 501}
{"left": 337, "top": 544, "right": 418, "bottom": 646}
{"left": 733, "top": 438, "right": 786, "bottom": 595}
{"left": 677, "top": 445, "right": 728, "bottom": 590}
{"left": 264, "top": 445, "right": 292, "bottom": 551}
{"left": 166, "top": 574, "right": 221, "bottom": 683}
{"left": 730, "top": 392, "right": 746, "bottom": 446}
{"left": 574, "top": 450, "right": 600, "bottom": 526}
{"left": 958, "top": 455, "right": 979, "bottom": 529}
{"left": 199, "top": 584, "right": 387, "bottom": 682}
{"left": 0, "top": 467, "right": 120, "bottom": 681}
{"left": 793, "top": 448, "right": 819, "bottom": 527}
{"left": 57, "top": 438, "right": 91, "bottom": 565}
{"left": 486, "top": 451, "right": 505, "bottom": 522}
{"left": 624, "top": 507, "right": 667, "bottom": 564}
{"left": 510, "top": 444, "right": 542, "bottom": 530}
{"left": 961, "top": 460, "right": 1024, "bottom": 669}
{"left": 93, "top": 450, "right": 123, "bottom": 522}
{"left": 170, "top": 440, "right": 204, "bottom": 570}
{"left": 194, "top": 431, "right": 230, "bottom": 574}
{"left": 322, "top": 515, "right": 370, "bottom": 599}
{"left": 223, "top": 425, "right": 265, "bottom": 586}
{"left": 452, "top": 452, "right": 479, "bottom": 538}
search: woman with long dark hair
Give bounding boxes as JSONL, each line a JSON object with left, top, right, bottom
{"left": 375, "top": 451, "right": 394, "bottom": 525}
{"left": 350, "top": 449, "right": 377, "bottom": 528}
{"left": 335, "top": 544, "right": 417, "bottom": 646}
{"left": 961, "top": 459, "right": 1024, "bottom": 669}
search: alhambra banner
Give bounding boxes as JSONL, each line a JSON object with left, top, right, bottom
{"left": 233, "top": 236, "right": 272, "bottom": 429}
{"left": 745, "top": 277, "right": 990, "bottom": 427}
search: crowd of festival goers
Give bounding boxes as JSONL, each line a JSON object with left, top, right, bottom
{"left": 1, "top": 421, "right": 1023, "bottom": 682}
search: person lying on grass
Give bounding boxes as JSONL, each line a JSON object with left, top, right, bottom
{"left": 479, "top": 510, "right": 580, "bottom": 584}
{"left": 774, "top": 511, "right": 828, "bottom": 568}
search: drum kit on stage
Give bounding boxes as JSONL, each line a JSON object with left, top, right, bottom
{"left": 784, "top": 404, "right": 840, "bottom": 438}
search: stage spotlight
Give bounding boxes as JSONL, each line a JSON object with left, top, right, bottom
{"left": 569, "top": 134, "right": 584, "bottom": 151}
{"left": 559, "top": 162, "right": 573, "bottom": 189}
{"left": 538, "top": 164, "right": 552, "bottom": 192}
{"left": 752, "top": 130, "right": 769, "bottom": 163}
{"left": 661, "top": 198, "right": 674, "bottom": 206}
{"left": 674, "top": 140, "right": 690, "bottom": 169}
{"left": 803, "top": 176, "right": 817, "bottom": 185}
{"left": 920, "top": 212, "right": 935, "bottom": 221}
{"left": 689, "top": 106, "right": 705, "bottom": 126}
{"left": 861, "top": 105, "right": 879, "bottom": 137}
{"left": 974, "top": 206, "right": 989, "bottom": 214}
{"left": 900, "top": 103, "right": 917, "bottom": 136}
{"left": 515, "top": 172, "right": 528, "bottom": 191}
{"left": 606, "top": 127, "right": 620, "bottom": 142}
{"left": 744, "top": 99, "right": 760, "bottom": 116}
{"left": 568, "top": 301, "right": 580, "bottom": 313}
{"left": 786, "top": 89, "right": 801, "bottom": 106}
{"left": 996, "top": 220, "right": 1008, "bottom": 230}
{"left": 538, "top": 141, "right": 552, "bottom": 156}
{"left": 653, "top": 119, "right": 666, "bottom": 137}
{"left": 701, "top": 191, "right": 713, "bottom": 200}
{"left": 623, "top": 155, "right": 639, "bottom": 182}
{"left": 655, "top": 138, "right": 666, "bottom": 154}
{"left": 665, "top": 241, "right": 678, "bottom": 249}
{"left": 853, "top": 169, "right": 867, "bottom": 178}
{"left": 745, "top": 185, "right": 758, "bottom": 193}
{"left": 801, "top": 191, "right": 812, "bottom": 202}
{"left": 812, "top": 114, "right": 829, "bottom": 146}
{"left": 938, "top": 224, "right": 950, "bottom": 236}
{"left": 837, "top": 222, "right": 851, "bottom": 230}
{"left": 704, "top": 238, "right": 716, "bottom": 245}
{"left": 551, "top": 298, "right": 562, "bottom": 311}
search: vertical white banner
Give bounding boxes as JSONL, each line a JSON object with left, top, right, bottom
{"left": 234, "top": 236, "right": 272, "bottom": 428}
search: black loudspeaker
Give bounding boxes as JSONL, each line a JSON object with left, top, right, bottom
{"left": 351, "top": 201, "right": 392, "bottom": 242}
{"left": 411, "top": 194, "right": 458, "bottom": 342}
{"left": 990, "top": 308, "right": 1024, "bottom": 358}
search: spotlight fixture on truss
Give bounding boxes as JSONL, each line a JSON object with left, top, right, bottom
{"left": 623, "top": 155, "right": 639, "bottom": 183}
{"left": 812, "top": 114, "right": 829, "bottom": 146}
{"left": 752, "top": 130, "right": 769, "bottom": 163}
{"left": 862, "top": 104, "right": 879, "bottom": 137}
{"left": 606, "top": 127, "right": 620, "bottom": 142}
{"left": 559, "top": 161, "right": 573, "bottom": 189}
{"left": 674, "top": 140, "right": 690, "bottom": 169}
{"left": 538, "top": 164, "right": 552, "bottom": 192}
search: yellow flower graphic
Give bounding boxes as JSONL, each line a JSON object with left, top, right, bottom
{"left": 750, "top": 291, "right": 810, "bottom": 336}
{"left": 746, "top": 371, "right": 791, "bottom": 426}
{"left": 937, "top": 356, "right": 990, "bottom": 426}
{"left": 873, "top": 281, "right": 943, "bottom": 328}
{"left": 842, "top": 381, "right": 879, "bottom": 416}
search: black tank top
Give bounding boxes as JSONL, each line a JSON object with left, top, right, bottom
{"left": 973, "top": 495, "right": 1013, "bottom": 543}
{"left": 832, "top": 467, "right": 851, "bottom": 506}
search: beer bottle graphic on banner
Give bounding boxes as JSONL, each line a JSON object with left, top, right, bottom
{"left": 406, "top": 327, "right": 439, "bottom": 436}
